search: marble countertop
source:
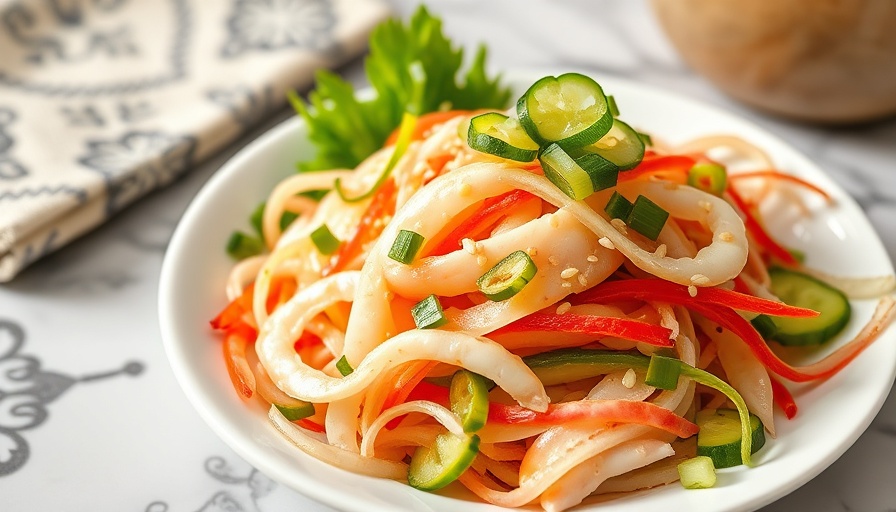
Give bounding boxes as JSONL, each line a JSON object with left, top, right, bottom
{"left": 2, "top": 1, "right": 894, "bottom": 511}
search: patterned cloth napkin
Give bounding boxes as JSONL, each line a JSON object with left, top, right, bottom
{"left": 0, "top": 0, "right": 390, "bottom": 282}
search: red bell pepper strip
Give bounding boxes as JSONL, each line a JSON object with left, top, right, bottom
{"left": 487, "top": 400, "right": 698, "bottom": 438}
{"left": 490, "top": 313, "right": 674, "bottom": 347}
{"left": 222, "top": 325, "right": 257, "bottom": 399}
{"left": 382, "top": 360, "right": 440, "bottom": 429}
{"left": 384, "top": 110, "right": 471, "bottom": 146}
{"left": 429, "top": 190, "right": 538, "bottom": 257}
{"left": 405, "top": 381, "right": 697, "bottom": 438}
{"left": 575, "top": 279, "right": 818, "bottom": 318}
{"left": 210, "top": 283, "right": 255, "bottom": 332}
{"left": 618, "top": 154, "right": 696, "bottom": 183}
{"left": 296, "top": 419, "right": 326, "bottom": 433}
{"left": 727, "top": 186, "right": 798, "bottom": 265}
{"left": 729, "top": 170, "right": 831, "bottom": 202}
{"left": 769, "top": 374, "right": 798, "bottom": 419}
{"left": 323, "top": 178, "right": 397, "bottom": 276}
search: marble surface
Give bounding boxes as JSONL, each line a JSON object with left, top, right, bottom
{"left": 2, "top": 1, "right": 895, "bottom": 511}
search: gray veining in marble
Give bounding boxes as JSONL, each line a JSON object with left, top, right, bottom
{"left": 1, "top": 1, "right": 894, "bottom": 511}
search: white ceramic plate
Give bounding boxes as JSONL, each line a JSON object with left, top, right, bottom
{"left": 159, "top": 72, "right": 896, "bottom": 512}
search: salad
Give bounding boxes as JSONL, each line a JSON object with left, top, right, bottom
{"left": 208, "top": 7, "right": 896, "bottom": 511}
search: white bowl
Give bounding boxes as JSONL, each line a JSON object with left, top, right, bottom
{"left": 159, "top": 72, "right": 896, "bottom": 512}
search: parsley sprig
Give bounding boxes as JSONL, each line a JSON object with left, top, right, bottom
{"left": 291, "top": 6, "right": 512, "bottom": 172}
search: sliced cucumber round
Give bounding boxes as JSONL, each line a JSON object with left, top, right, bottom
{"left": 467, "top": 112, "right": 539, "bottom": 162}
{"left": 449, "top": 370, "right": 490, "bottom": 433}
{"left": 768, "top": 267, "right": 851, "bottom": 346}
{"left": 570, "top": 119, "right": 645, "bottom": 171}
{"left": 517, "top": 73, "right": 613, "bottom": 150}
{"left": 696, "top": 408, "right": 765, "bottom": 469}
{"left": 408, "top": 432, "right": 480, "bottom": 491}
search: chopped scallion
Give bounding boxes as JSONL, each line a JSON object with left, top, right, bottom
{"left": 539, "top": 143, "right": 596, "bottom": 200}
{"left": 412, "top": 295, "right": 448, "bottom": 329}
{"left": 645, "top": 354, "right": 681, "bottom": 390}
{"left": 388, "top": 230, "right": 426, "bottom": 264}
{"left": 336, "top": 355, "right": 354, "bottom": 376}
{"left": 274, "top": 402, "right": 316, "bottom": 421}
{"left": 678, "top": 456, "right": 717, "bottom": 489}
{"left": 310, "top": 224, "right": 341, "bottom": 255}
{"left": 226, "top": 231, "right": 264, "bottom": 260}
{"left": 637, "top": 131, "right": 653, "bottom": 147}
{"left": 687, "top": 163, "right": 728, "bottom": 196}
{"left": 476, "top": 250, "right": 537, "bottom": 301}
{"left": 607, "top": 95, "right": 620, "bottom": 117}
{"left": 604, "top": 191, "right": 634, "bottom": 220}
{"left": 627, "top": 195, "right": 669, "bottom": 241}
{"left": 250, "top": 202, "right": 301, "bottom": 236}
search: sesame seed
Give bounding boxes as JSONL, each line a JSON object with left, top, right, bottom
{"left": 691, "top": 274, "right": 710, "bottom": 285}
{"left": 476, "top": 255, "right": 488, "bottom": 266}
{"left": 654, "top": 244, "right": 667, "bottom": 258}
{"left": 577, "top": 274, "right": 588, "bottom": 287}
{"left": 556, "top": 302, "right": 572, "bottom": 315}
{"left": 548, "top": 256, "right": 559, "bottom": 266}
{"left": 598, "top": 237, "right": 616, "bottom": 250}
{"left": 549, "top": 215, "right": 560, "bottom": 229}
{"left": 719, "top": 231, "right": 734, "bottom": 242}
{"left": 423, "top": 170, "right": 436, "bottom": 181}
{"left": 561, "top": 282, "right": 573, "bottom": 288}
{"left": 699, "top": 200, "right": 713, "bottom": 212}
{"left": 622, "top": 368, "right": 636, "bottom": 389}
{"left": 560, "top": 268, "right": 579, "bottom": 279}
{"left": 527, "top": 247, "right": 538, "bottom": 257}
{"left": 587, "top": 255, "right": 599, "bottom": 263}
{"left": 688, "top": 285, "right": 698, "bottom": 297}
{"left": 458, "top": 182, "right": 472, "bottom": 196}
{"left": 462, "top": 238, "right": 476, "bottom": 254}
{"left": 610, "top": 218, "right": 627, "bottom": 234}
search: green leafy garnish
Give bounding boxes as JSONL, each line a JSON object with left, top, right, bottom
{"left": 291, "top": 6, "right": 512, "bottom": 172}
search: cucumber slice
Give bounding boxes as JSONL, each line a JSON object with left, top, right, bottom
{"left": 449, "top": 370, "right": 490, "bottom": 433}
{"left": 570, "top": 119, "right": 645, "bottom": 171}
{"left": 467, "top": 113, "right": 539, "bottom": 162}
{"left": 767, "top": 267, "right": 851, "bottom": 346}
{"left": 408, "top": 432, "right": 480, "bottom": 491}
{"left": 517, "top": 73, "right": 613, "bottom": 150}
{"left": 696, "top": 409, "right": 765, "bottom": 469}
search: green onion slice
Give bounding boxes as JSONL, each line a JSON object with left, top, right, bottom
{"left": 687, "top": 163, "right": 728, "bottom": 196}
{"left": 226, "top": 231, "right": 264, "bottom": 261}
{"left": 336, "top": 355, "right": 354, "bottom": 376}
{"left": 607, "top": 95, "right": 620, "bottom": 117}
{"left": 274, "top": 402, "right": 316, "bottom": 421}
{"left": 476, "top": 250, "right": 537, "bottom": 301}
{"left": 388, "top": 230, "right": 426, "bottom": 264}
{"left": 310, "top": 224, "right": 341, "bottom": 255}
{"left": 678, "top": 456, "right": 717, "bottom": 489}
{"left": 539, "top": 143, "right": 595, "bottom": 200}
{"left": 335, "top": 111, "right": 418, "bottom": 203}
{"left": 467, "top": 112, "right": 539, "bottom": 162}
{"left": 627, "top": 195, "right": 669, "bottom": 241}
{"left": 605, "top": 191, "right": 634, "bottom": 221}
{"left": 450, "top": 370, "right": 490, "bottom": 433}
{"left": 645, "top": 354, "right": 681, "bottom": 390}
{"left": 412, "top": 295, "right": 448, "bottom": 329}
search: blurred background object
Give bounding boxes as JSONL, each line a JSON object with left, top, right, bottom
{"left": 652, "top": 0, "right": 896, "bottom": 124}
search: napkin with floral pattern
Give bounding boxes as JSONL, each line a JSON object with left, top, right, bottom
{"left": 0, "top": 0, "right": 389, "bottom": 281}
